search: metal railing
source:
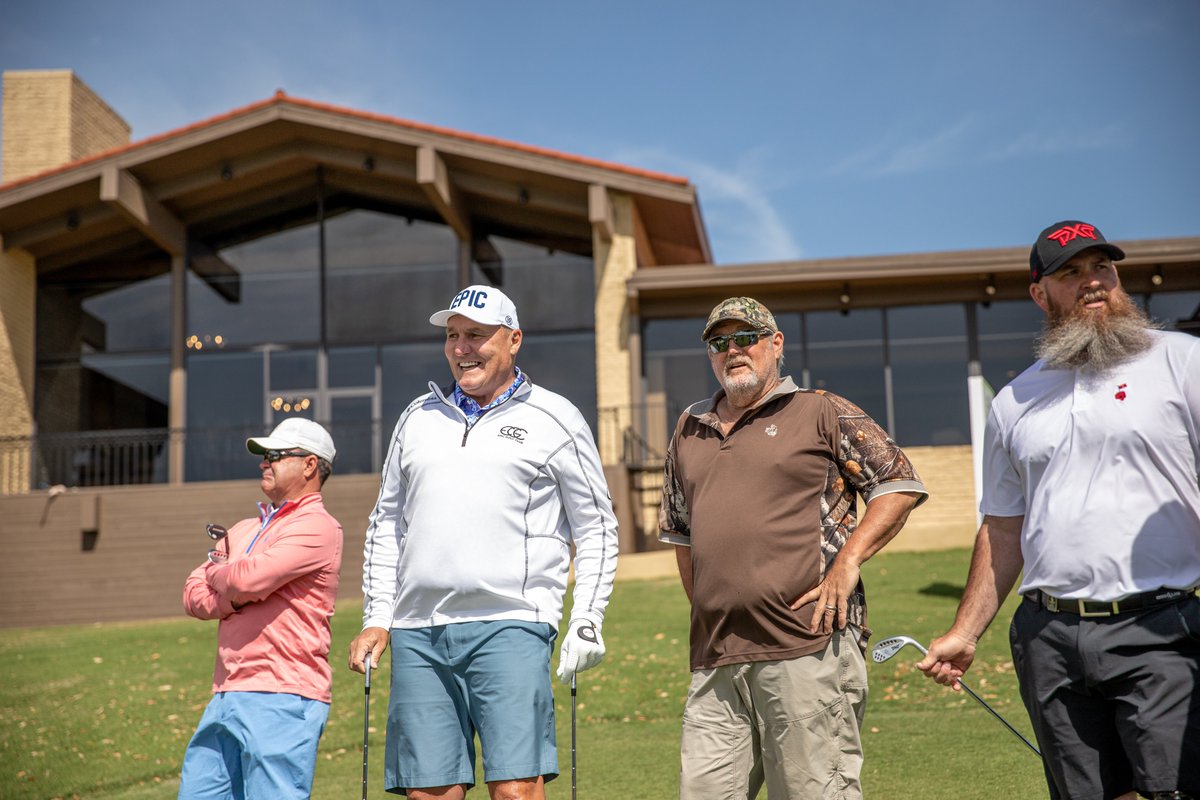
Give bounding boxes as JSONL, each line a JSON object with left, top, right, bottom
{"left": 1, "top": 409, "right": 673, "bottom": 495}
{"left": 0, "top": 420, "right": 384, "bottom": 495}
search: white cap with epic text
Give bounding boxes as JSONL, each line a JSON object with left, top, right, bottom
{"left": 428, "top": 285, "right": 520, "bottom": 329}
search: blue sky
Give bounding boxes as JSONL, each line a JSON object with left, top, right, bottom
{"left": 3, "top": 0, "right": 1198, "bottom": 264}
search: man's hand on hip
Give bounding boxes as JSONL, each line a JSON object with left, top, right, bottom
{"left": 556, "top": 617, "right": 605, "bottom": 683}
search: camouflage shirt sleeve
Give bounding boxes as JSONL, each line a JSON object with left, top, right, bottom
{"left": 814, "top": 390, "right": 927, "bottom": 579}
{"left": 658, "top": 429, "right": 691, "bottom": 546}
{"left": 821, "top": 390, "right": 927, "bottom": 502}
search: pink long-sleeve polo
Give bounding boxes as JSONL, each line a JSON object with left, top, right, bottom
{"left": 183, "top": 492, "right": 343, "bottom": 703}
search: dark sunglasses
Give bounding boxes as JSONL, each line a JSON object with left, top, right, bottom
{"left": 706, "top": 329, "right": 768, "bottom": 354}
{"left": 262, "top": 449, "right": 311, "bottom": 463}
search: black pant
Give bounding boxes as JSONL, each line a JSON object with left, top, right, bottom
{"left": 1009, "top": 594, "right": 1200, "bottom": 799}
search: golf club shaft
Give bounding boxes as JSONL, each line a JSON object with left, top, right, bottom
{"left": 363, "top": 658, "right": 371, "bottom": 800}
{"left": 954, "top": 680, "right": 1041, "bottom": 756}
{"left": 877, "top": 637, "right": 1042, "bottom": 759}
{"left": 571, "top": 674, "right": 577, "bottom": 800}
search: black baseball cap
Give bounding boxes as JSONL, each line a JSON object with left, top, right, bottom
{"left": 1029, "top": 220, "right": 1125, "bottom": 283}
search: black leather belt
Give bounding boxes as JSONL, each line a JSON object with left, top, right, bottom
{"left": 1024, "top": 587, "right": 1197, "bottom": 617}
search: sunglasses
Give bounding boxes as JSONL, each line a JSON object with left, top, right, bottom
{"left": 262, "top": 449, "right": 311, "bottom": 463}
{"left": 706, "top": 329, "right": 768, "bottom": 354}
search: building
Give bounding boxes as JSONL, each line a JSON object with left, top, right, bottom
{"left": 2, "top": 70, "right": 1198, "bottom": 626}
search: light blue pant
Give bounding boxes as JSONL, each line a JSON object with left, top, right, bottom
{"left": 179, "top": 691, "right": 329, "bottom": 800}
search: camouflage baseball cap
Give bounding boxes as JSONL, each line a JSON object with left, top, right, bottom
{"left": 701, "top": 296, "right": 779, "bottom": 341}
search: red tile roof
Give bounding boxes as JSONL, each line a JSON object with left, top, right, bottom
{"left": 1, "top": 90, "right": 690, "bottom": 191}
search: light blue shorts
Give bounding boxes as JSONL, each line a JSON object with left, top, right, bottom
{"left": 178, "top": 690, "right": 329, "bottom": 800}
{"left": 384, "top": 620, "right": 559, "bottom": 794}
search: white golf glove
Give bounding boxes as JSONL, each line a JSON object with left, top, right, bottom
{"left": 556, "top": 617, "right": 605, "bottom": 683}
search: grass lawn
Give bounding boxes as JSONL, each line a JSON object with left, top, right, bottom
{"left": 0, "top": 548, "right": 1048, "bottom": 799}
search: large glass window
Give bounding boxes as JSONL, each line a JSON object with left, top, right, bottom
{"left": 483, "top": 237, "right": 596, "bottom": 330}
{"left": 35, "top": 192, "right": 607, "bottom": 484}
{"left": 805, "top": 310, "right": 887, "bottom": 427}
{"left": 642, "top": 317, "right": 711, "bottom": 454}
{"left": 324, "top": 211, "right": 458, "bottom": 344}
{"left": 888, "top": 305, "right": 969, "bottom": 446}
{"left": 976, "top": 300, "right": 1045, "bottom": 392}
{"left": 189, "top": 224, "right": 320, "bottom": 349}
{"left": 36, "top": 272, "right": 172, "bottom": 435}
{"left": 185, "top": 351, "right": 265, "bottom": 482}
{"left": 518, "top": 332, "right": 598, "bottom": 432}
{"left": 1146, "top": 290, "right": 1200, "bottom": 335}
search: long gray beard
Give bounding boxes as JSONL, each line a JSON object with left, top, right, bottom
{"left": 1034, "top": 290, "right": 1157, "bottom": 372}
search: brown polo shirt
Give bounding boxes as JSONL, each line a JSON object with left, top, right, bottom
{"left": 659, "top": 377, "right": 927, "bottom": 671}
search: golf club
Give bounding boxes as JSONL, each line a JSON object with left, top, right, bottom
{"left": 570, "top": 673, "right": 577, "bottom": 800}
{"left": 362, "top": 657, "right": 372, "bottom": 800}
{"left": 871, "top": 635, "right": 1041, "bottom": 757}
{"left": 205, "top": 523, "right": 228, "bottom": 564}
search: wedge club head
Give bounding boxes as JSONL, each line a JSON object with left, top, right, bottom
{"left": 205, "top": 523, "right": 229, "bottom": 564}
{"left": 871, "top": 633, "right": 1041, "bottom": 758}
{"left": 872, "top": 635, "right": 926, "bottom": 662}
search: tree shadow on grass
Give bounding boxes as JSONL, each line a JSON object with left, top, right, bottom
{"left": 918, "top": 582, "right": 965, "bottom": 600}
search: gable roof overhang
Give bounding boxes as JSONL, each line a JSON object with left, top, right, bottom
{"left": 0, "top": 92, "right": 711, "bottom": 281}
{"left": 629, "top": 237, "right": 1200, "bottom": 319}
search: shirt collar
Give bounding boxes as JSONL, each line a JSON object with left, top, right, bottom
{"left": 688, "top": 375, "right": 800, "bottom": 424}
{"left": 452, "top": 366, "right": 526, "bottom": 421}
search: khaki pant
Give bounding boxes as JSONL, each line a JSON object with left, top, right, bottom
{"left": 679, "top": 629, "right": 868, "bottom": 800}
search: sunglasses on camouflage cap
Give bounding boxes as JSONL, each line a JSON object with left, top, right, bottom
{"left": 705, "top": 329, "right": 769, "bottom": 354}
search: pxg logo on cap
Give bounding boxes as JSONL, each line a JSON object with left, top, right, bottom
{"left": 1029, "top": 220, "right": 1125, "bottom": 283}
{"left": 429, "top": 285, "right": 520, "bottom": 329}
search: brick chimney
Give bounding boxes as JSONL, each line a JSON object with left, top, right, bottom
{"left": 2, "top": 69, "right": 131, "bottom": 183}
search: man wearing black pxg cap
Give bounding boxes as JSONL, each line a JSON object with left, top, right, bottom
{"left": 919, "top": 220, "right": 1200, "bottom": 799}
{"left": 348, "top": 285, "right": 618, "bottom": 800}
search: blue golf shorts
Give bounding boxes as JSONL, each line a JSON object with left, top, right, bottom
{"left": 178, "top": 690, "right": 329, "bottom": 800}
{"left": 384, "top": 620, "right": 559, "bottom": 794}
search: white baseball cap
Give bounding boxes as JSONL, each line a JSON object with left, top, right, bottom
{"left": 246, "top": 418, "right": 336, "bottom": 463}
{"left": 428, "top": 285, "right": 520, "bottom": 329}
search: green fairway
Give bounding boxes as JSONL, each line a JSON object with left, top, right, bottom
{"left": 0, "top": 548, "right": 1047, "bottom": 798}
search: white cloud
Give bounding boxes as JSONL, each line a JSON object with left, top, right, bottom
{"left": 825, "top": 116, "right": 977, "bottom": 178}
{"left": 984, "top": 123, "right": 1128, "bottom": 160}
{"left": 823, "top": 116, "right": 1128, "bottom": 182}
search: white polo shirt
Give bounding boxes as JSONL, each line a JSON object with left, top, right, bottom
{"left": 982, "top": 329, "right": 1200, "bottom": 601}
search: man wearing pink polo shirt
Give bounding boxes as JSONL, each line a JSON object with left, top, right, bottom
{"left": 179, "top": 418, "right": 343, "bottom": 800}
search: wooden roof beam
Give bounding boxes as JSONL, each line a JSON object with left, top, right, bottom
{"left": 588, "top": 184, "right": 614, "bottom": 243}
{"left": 417, "top": 145, "right": 470, "bottom": 242}
{"left": 100, "top": 167, "right": 186, "bottom": 256}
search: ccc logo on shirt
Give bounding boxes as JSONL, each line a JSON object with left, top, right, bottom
{"left": 499, "top": 426, "right": 527, "bottom": 443}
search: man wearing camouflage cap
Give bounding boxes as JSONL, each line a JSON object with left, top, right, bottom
{"left": 659, "top": 296, "right": 927, "bottom": 799}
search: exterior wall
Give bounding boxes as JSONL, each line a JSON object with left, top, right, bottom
{"left": 0, "top": 248, "right": 36, "bottom": 493}
{"left": 0, "top": 474, "right": 381, "bottom": 629}
{"left": 593, "top": 190, "right": 637, "bottom": 464}
{"left": 891, "top": 444, "right": 978, "bottom": 551}
{"left": 2, "top": 70, "right": 130, "bottom": 182}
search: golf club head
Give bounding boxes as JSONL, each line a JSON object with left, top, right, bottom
{"left": 206, "top": 523, "right": 228, "bottom": 541}
{"left": 871, "top": 635, "right": 927, "bottom": 663}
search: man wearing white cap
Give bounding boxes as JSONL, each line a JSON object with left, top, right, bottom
{"left": 180, "top": 418, "right": 343, "bottom": 800}
{"left": 349, "top": 285, "right": 619, "bottom": 800}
